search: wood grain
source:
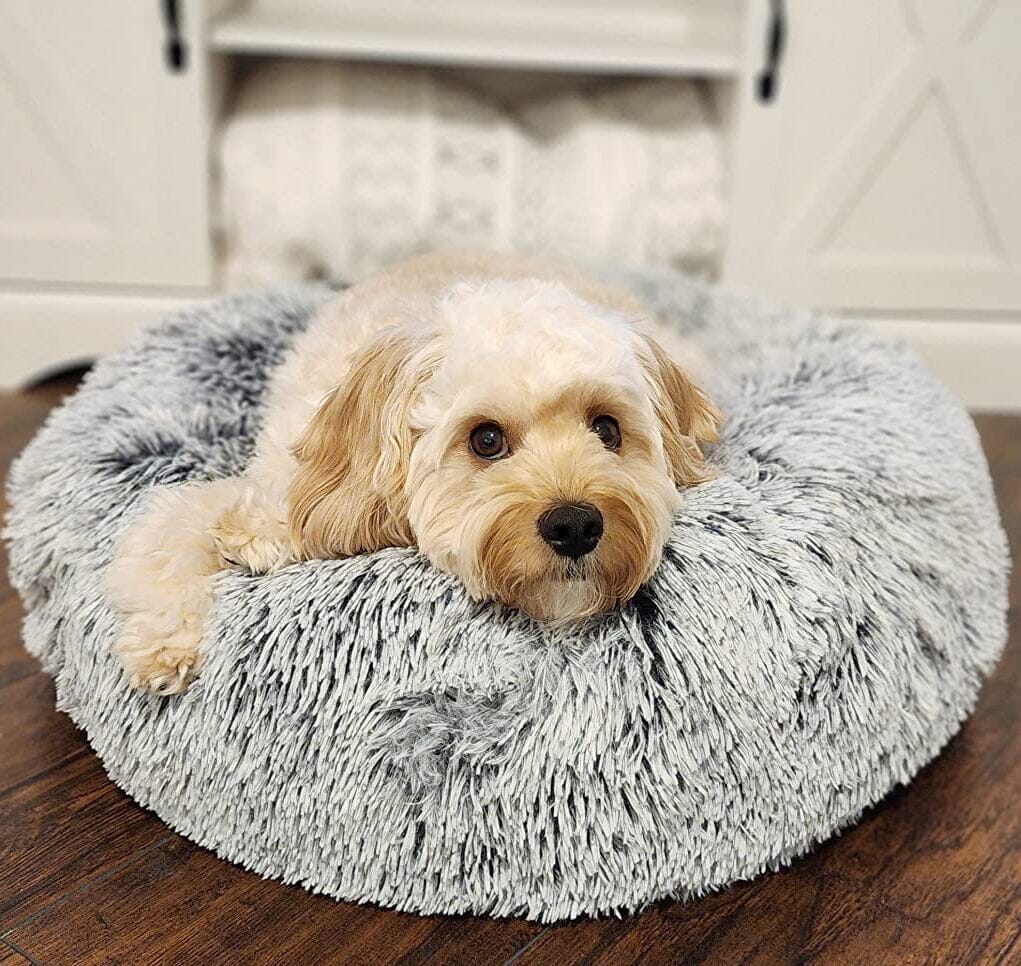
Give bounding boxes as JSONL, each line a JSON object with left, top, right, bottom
{"left": 0, "top": 753, "right": 176, "bottom": 927}
{"left": 0, "top": 670, "right": 83, "bottom": 796}
{"left": 0, "top": 940, "right": 31, "bottom": 964}
{"left": 4, "top": 839, "right": 541, "bottom": 966}
{"left": 1, "top": 380, "right": 1018, "bottom": 965}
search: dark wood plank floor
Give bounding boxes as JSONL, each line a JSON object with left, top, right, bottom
{"left": 1, "top": 377, "right": 1018, "bottom": 965}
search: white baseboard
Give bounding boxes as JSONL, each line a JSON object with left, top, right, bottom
{"left": 856, "top": 317, "right": 1021, "bottom": 413}
{"left": 0, "top": 288, "right": 204, "bottom": 388}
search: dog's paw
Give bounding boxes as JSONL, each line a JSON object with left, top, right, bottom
{"left": 115, "top": 626, "right": 203, "bottom": 696}
{"left": 129, "top": 648, "right": 199, "bottom": 695}
{"left": 210, "top": 502, "right": 289, "bottom": 574}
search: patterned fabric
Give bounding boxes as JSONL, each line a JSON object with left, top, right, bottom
{"left": 5, "top": 267, "right": 1008, "bottom": 921}
{"left": 218, "top": 63, "right": 725, "bottom": 286}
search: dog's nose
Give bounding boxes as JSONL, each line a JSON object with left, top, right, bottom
{"left": 538, "top": 503, "right": 603, "bottom": 559}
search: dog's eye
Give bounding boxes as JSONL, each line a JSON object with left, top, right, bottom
{"left": 591, "top": 415, "right": 621, "bottom": 451}
{"left": 469, "top": 422, "right": 508, "bottom": 460}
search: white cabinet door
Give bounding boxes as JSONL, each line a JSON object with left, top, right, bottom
{"left": 0, "top": 1, "right": 211, "bottom": 287}
{"left": 724, "top": 0, "right": 1021, "bottom": 312}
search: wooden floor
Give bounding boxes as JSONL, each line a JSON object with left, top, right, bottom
{"left": 1, "top": 377, "right": 1018, "bottom": 966}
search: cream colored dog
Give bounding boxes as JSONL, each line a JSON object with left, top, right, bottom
{"left": 108, "top": 252, "right": 720, "bottom": 694}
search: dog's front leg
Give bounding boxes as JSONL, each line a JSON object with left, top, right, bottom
{"left": 108, "top": 478, "right": 240, "bottom": 693}
{"left": 108, "top": 476, "right": 294, "bottom": 695}
{"left": 209, "top": 482, "right": 293, "bottom": 575}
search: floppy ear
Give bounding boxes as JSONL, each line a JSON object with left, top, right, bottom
{"left": 640, "top": 334, "right": 722, "bottom": 486}
{"left": 288, "top": 330, "right": 437, "bottom": 559}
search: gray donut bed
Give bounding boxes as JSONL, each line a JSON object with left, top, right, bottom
{"left": 5, "top": 266, "right": 1009, "bottom": 921}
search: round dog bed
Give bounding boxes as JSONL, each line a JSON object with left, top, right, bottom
{"left": 5, "top": 268, "right": 1009, "bottom": 921}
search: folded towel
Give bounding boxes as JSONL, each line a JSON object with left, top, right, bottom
{"left": 218, "top": 61, "right": 725, "bottom": 286}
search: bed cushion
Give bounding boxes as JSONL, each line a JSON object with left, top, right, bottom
{"left": 5, "top": 268, "right": 1009, "bottom": 921}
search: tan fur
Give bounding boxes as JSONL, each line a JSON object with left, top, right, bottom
{"left": 640, "top": 335, "right": 722, "bottom": 486}
{"left": 108, "top": 250, "right": 721, "bottom": 693}
{"left": 288, "top": 331, "right": 438, "bottom": 558}
{"left": 464, "top": 412, "right": 668, "bottom": 621}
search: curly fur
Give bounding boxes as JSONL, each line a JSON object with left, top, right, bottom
{"left": 105, "top": 252, "right": 718, "bottom": 692}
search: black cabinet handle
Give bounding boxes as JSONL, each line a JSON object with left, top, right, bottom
{"left": 757, "top": 0, "right": 786, "bottom": 102}
{"left": 162, "top": 0, "right": 188, "bottom": 72}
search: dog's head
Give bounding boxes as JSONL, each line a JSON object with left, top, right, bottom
{"left": 289, "top": 280, "right": 720, "bottom": 620}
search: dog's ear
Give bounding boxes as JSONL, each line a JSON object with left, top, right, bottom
{"left": 288, "top": 330, "right": 438, "bottom": 559}
{"left": 639, "top": 334, "right": 721, "bottom": 486}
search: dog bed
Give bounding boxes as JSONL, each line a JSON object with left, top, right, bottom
{"left": 5, "top": 267, "right": 1009, "bottom": 921}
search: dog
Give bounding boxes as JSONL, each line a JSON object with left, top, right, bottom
{"left": 107, "top": 251, "right": 721, "bottom": 694}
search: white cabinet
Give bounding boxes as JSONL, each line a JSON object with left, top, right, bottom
{"left": 0, "top": 1, "right": 213, "bottom": 288}
{"left": 208, "top": 0, "right": 745, "bottom": 76}
{"left": 725, "top": 0, "right": 1021, "bottom": 313}
{"left": 2, "top": 0, "right": 1019, "bottom": 407}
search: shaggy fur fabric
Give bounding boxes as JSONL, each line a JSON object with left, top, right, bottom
{"left": 5, "top": 267, "right": 1009, "bottom": 921}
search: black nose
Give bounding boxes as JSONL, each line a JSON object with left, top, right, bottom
{"left": 537, "top": 503, "right": 603, "bottom": 559}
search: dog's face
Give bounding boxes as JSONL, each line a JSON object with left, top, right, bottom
{"left": 289, "top": 281, "right": 720, "bottom": 621}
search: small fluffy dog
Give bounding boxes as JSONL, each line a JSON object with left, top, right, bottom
{"left": 108, "top": 252, "right": 720, "bottom": 693}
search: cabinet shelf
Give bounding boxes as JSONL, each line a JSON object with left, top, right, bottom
{"left": 208, "top": 0, "right": 743, "bottom": 76}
